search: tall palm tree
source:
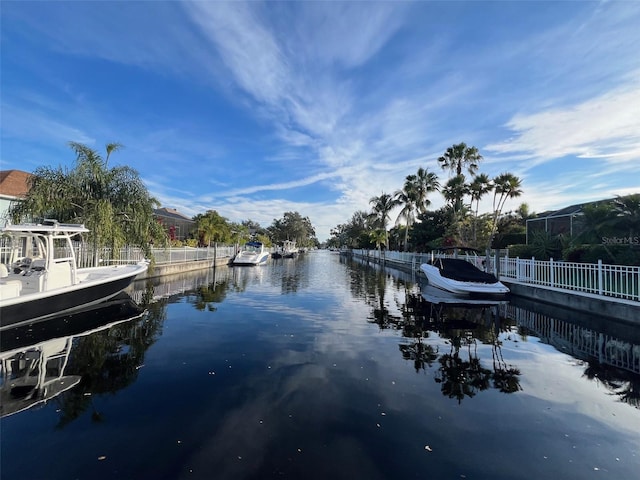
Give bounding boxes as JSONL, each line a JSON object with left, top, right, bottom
{"left": 406, "top": 167, "right": 440, "bottom": 214}
{"left": 369, "top": 192, "right": 399, "bottom": 250}
{"left": 437, "top": 143, "right": 483, "bottom": 177}
{"left": 394, "top": 182, "right": 418, "bottom": 251}
{"left": 488, "top": 173, "right": 523, "bottom": 250}
{"left": 469, "top": 173, "right": 492, "bottom": 244}
{"left": 441, "top": 175, "right": 470, "bottom": 212}
{"left": 441, "top": 175, "right": 470, "bottom": 243}
{"left": 369, "top": 193, "right": 399, "bottom": 230}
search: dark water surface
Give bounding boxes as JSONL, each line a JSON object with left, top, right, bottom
{"left": 2, "top": 251, "right": 639, "bottom": 479}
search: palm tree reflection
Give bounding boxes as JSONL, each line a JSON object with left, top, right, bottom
{"left": 345, "top": 256, "right": 523, "bottom": 403}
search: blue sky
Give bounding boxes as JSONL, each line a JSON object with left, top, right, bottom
{"left": 2, "top": 1, "right": 639, "bottom": 241}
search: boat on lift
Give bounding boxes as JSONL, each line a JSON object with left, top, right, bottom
{"left": 0, "top": 221, "right": 148, "bottom": 330}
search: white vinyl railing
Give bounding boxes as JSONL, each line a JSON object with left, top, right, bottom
{"left": 74, "top": 244, "right": 237, "bottom": 268}
{"left": 498, "top": 257, "right": 639, "bottom": 302}
{"left": 350, "top": 249, "right": 640, "bottom": 303}
{"left": 0, "top": 238, "right": 236, "bottom": 269}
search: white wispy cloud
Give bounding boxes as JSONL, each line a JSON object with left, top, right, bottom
{"left": 485, "top": 71, "right": 640, "bottom": 167}
{"left": 3, "top": 1, "right": 639, "bottom": 241}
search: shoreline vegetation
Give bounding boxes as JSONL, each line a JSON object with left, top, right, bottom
{"left": 8, "top": 141, "right": 640, "bottom": 267}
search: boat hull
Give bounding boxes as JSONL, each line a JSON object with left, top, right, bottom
{"left": 420, "top": 263, "right": 509, "bottom": 296}
{"left": 232, "top": 253, "right": 270, "bottom": 266}
{"left": 0, "top": 265, "right": 145, "bottom": 330}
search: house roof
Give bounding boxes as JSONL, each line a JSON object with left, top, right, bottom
{"left": 153, "top": 207, "right": 195, "bottom": 223}
{"left": 530, "top": 197, "right": 617, "bottom": 220}
{"left": 0, "top": 170, "right": 31, "bottom": 198}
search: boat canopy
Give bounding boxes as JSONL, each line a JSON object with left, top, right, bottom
{"left": 1, "top": 221, "right": 89, "bottom": 236}
{"left": 246, "top": 241, "right": 263, "bottom": 247}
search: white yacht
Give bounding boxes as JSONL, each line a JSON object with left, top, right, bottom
{"left": 0, "top": 221, "right": 147, "bottom": 329}
{"left": 419, "top": 247, "right": 509, "bottom": 296}
{"left": 231, "top": 241, "right": 270, "bottom": 266}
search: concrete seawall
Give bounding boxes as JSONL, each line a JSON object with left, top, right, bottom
{"left": 503, "top": 280, "right": 639, "bottom": 323}
{"left": 137, "top": 256, "right": 232, "bottom": 280}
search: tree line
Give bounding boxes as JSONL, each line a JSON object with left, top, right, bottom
{"left": 8, "top": 142, "right": 319, "bottom": 255}
{"left": 328, "top": 142, "right": 524, "bottom": 252}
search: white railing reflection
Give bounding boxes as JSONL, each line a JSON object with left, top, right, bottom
{"left": 350, "top": 249, "right": 640, "bottom": 302}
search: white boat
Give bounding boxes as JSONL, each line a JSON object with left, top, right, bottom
{"left": 281, "top": 240, "right": 298, "bottom": 258}
{"left": 419, "top": 247, "right": 509, "bottom": 296}
{"left": 0, "top": 221, "right": 148, "bottom": 330}
{"left": 1, "top": 292, "right": 145, "bottom": 418}
{"left": 232, "top": 241, "right": 270, "bottom": 266}
{"left": 420, "top": 283, "right": 509, "bottom": 306}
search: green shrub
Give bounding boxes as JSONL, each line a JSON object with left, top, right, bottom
{"left": 563, "top": 245, "right": 588, "bottom": 262}
{"left": 566, "top": 244, "right": 640, "bottom": 265}
{"left": 493, "top": 233, "right": 526, "bottom": 249}
{"left": 506, "top": 244, "right": 536, "bottom": 258}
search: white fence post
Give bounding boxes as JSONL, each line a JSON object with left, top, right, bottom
{"left": 550, "top": 258, "right": 554, "bottom": 288}
{"left": 531, "top": 257, "right": 536, "bottom": 283}
{"left": 598, "top": 259, "right": 603, "bottom": 295}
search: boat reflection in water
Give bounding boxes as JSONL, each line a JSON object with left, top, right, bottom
{"left": 0, "top": 293, "right": 145, "bottom": 419}
{"left": 400, "top": 286, "right": 521, "bottom": 402}
{"left": 348, "top": 254, "right": 639, "bottom": 408}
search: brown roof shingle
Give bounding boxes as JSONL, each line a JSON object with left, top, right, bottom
{"left": 0, "top": 170, "right": 32, "bottom": 198}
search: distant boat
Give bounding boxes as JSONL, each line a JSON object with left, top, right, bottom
{"left": 0, "top": 221, "right": 148, "bottom": 330}
{"left": 281, "top": 240, "right": 298, "bottom": 258}
{"left": 232, "top": 241, "right": 270, "bottom": 266}
{"left": 419, "top": 247, "right": 509, "bottom": 296}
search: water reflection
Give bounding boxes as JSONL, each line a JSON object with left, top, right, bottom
{"left": 269, "top": 256, "right": 305, "bottom": 294}
{"left": 343, "top": 255, "right": 639, "bottom": 408}
{"left": 0, "top": 269, "right": 246, "bottom": 422}
{"left": 505, "top": 298, "right": 640, "bottom": 408}
{"left": 2, "top": 255, "right": 639, "bottom": 480}
{"left": 0, "top": 293, "right": 148, "bottom": 420}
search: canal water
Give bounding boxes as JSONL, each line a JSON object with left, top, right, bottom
{"left": 1, "top": 251, "right": 639, "bottom": 480}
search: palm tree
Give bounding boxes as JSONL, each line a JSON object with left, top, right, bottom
{"left": 437, "top": 142, "right": 483, "bottom": 177}
{"left": 515, "top": 203, "right": 535, "bottom": 223}
{"left": 441, "top": 175, "right": 469, "bottom": 210}
{"left": 9, "top": 142, "right": 166, "bottom": 263}
{"left": 394, "top": 179, "right": 419, "bottom": 251}
{"left": 441, "top": 175, "right": 470, "bottom": 243}
{"left": 369, "top": 193, "right": 399, "bottom": 230}
{"left": 469, "top": 174, "right": 492, "bottom": 244}
{"left": 406, "top": 167, "right": 440, "bottom": 214}
{"left": 369, "top": 228, "right": 388, "bottom": 252}
{"left": 195, "top": 210, "right": 231, "bottom": 247}
{"left": 487, "top": 173, "right": 523, "bottom": 250}
{"left": 612, "top": 194, "right": 640, "bottom": 242}
{"left": 105, "top": 142, "right": 123, "bottom": 164}
{"left": 574, "top": 202, "right": 615, "bottom": 244}
{"left": 369, "top": 192, "right": 399, "bottom": 250}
